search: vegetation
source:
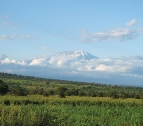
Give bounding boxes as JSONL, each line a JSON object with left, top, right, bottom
{"left": 1, "top": 72, "right": 143, "bottom": 99}
{"left": 0, "top": 95, "right": 143, "bottom": 126}
{"left": 0, "top": 79, "right": 8, "bottom": 95}
{"left": 0, "top": 72, "right": 143, "bottom": 125}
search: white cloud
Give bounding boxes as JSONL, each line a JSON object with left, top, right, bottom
{"left": 17, "top": 61, "right": 27, "bottom": 65}
{"left": 1, "top": 58, "right": 11, "bottom": 64}
{"left": 126, "top": 19, "right": 136, "bottom": 26}
{"left": 0, "top": 58, "right": 17, "bottom": 64}
{"left": 95, "top": 64, "right": 129, "bottom": 72}
{"left": 0, "top": 35, "right": 17, "bottom": 40}
{"left": 40, "top": 47, "right": 49, "bottom": 50}
{"left": 29, "top": 58, "right": 46, "bottom": 66}
{"left": 57, "top": 60, "right": 64, "bottom": 66}
{"left": 81, "top": 28, "right": 142, "bottom": 42}
{"left": 20, "top": 35, "right": 36, "bottom": 39}
{"left": 0, "top": 35, "right": 36, "bottom": 40}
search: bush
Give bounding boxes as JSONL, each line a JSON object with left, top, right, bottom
{"left": 11, "top": 86, "right": 28, "bottom": 96}
{"left": 48, "top": 90, "right": 55, "bottom": 95}
{"left": 43, "top": 92, "right": 49, "bottom": 97}
{"left": 4, "top": 100, "right": 10, "bottom": 105}
{"left": 0, "top": 80, "right": 9, "bottom": 95}
{"left": 134, "top": 94, "right": 140, "bottom": 99}
{"left": 120, "top": 91, "right": 128, "bottom": 99}
{"left": 78, "top": 91, "right": 85, "bottom": 96}
{"left": 58, "top": 87, "right": 67, "bottom": 98}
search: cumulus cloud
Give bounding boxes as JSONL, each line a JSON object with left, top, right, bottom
{"left": 81, "top": 28, "right": 142, "bottom": 42}
{"left": 0, "top": 58, "right": 17, "bottom": 64}
{"left": 126, "top": 19, "right": 137, "bottom": 26}
{"left": 29, "top": 58, "right": 46, "bottom": 66}
{"left": 1, "top": 53, "right": 143, "bottom": 86}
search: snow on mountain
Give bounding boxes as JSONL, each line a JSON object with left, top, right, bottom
{"left": 47, "top": 50, "right": 98, "bottom": 67}
{"left": 53, "top": 50, "right": 98, "bottom": 60}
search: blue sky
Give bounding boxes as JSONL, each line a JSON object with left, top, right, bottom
{"left": 1, "top": 0, "right": 143, "bottom": 59}
{"left": 0, "top": 1, "right": 143, "bottom": 86}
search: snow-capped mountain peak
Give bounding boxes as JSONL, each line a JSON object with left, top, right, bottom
{"left": 74, "top": 50, "right": 98, "bottom": 60}
{"left": 74, "top": 50, "right": 88, "bottom": 57}
{"left": 54, "top": 50, "right": 98, "bottom": 60}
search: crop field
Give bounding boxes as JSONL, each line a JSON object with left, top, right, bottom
{"left": 0, "top": 73, "right": 143, "bottom": 125}
{"left": 0, "top": 95, "right": 143, "bottom": 126}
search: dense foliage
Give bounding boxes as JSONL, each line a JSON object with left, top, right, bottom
{"left": 0, "top": 79, "right": 8, "bottom": 95}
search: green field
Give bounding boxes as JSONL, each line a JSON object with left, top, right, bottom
{"left": 0, "top": 95, "right": 143, "bottom": 126}
{"left": 0, "top": 73, "right": 143, "bottom": 125}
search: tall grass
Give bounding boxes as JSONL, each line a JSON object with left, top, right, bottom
{"left": 0, "top": 95, "right": 143, "bottom": 126}
{"left": 0, "top": 104, "right": 58, "bottom": 126}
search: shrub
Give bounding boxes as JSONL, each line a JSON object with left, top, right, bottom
{"left": 0, "top": 80, "right": 9, "bottom": 95}
{"left": 43, "top": 92, "right": 49, "bottom": 97}
{"left": 58, "top": 87, "right": 67, "bottom": 98}
{"left": 11, "top": 86, "right": 28, "bottom": 96}
{"left": 134, "top": 94, "right": 140, "bottom": 99}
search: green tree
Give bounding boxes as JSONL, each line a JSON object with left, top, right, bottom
{"left": 58, "top": 87, "right": 67, "bottom": 98}
{"left": 108, "top": 91, "right": 118, "bottom": 99}
{"left": 90, "top": 91, "right": 96, "bottom": 97}
{"left": 120, "top": 91, "right": 128, "bottom": 99}
{"left": 97, "top": 92, "right": 104, "bottom": 97}
{"left": 65, "top": 90, "right": 71, "bottom": 96}
{"left": 78, "top": 91, "right": 85, "bottom": 96}
{"left": 0, "top": 79, "right": 8, "bottom": 95}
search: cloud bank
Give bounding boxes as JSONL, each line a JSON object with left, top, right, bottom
{"left": 0, "top": 51, "right": 143, "bottom": 86}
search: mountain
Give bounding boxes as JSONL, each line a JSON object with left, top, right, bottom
{"left": 51, "top": 50, "right": 98, "bottom": 60}
{"left": 47, "top": 50, "right": 99, "bottom": 66}
{"left": 11, "top": 50, "right": 98, "bottom": 67}
{"left": 0, "top": 50, "right": 98, "bottom": 66}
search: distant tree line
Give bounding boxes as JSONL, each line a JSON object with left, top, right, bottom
{"left": 0, "top": 72, "right": 143, "bottom": 99}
